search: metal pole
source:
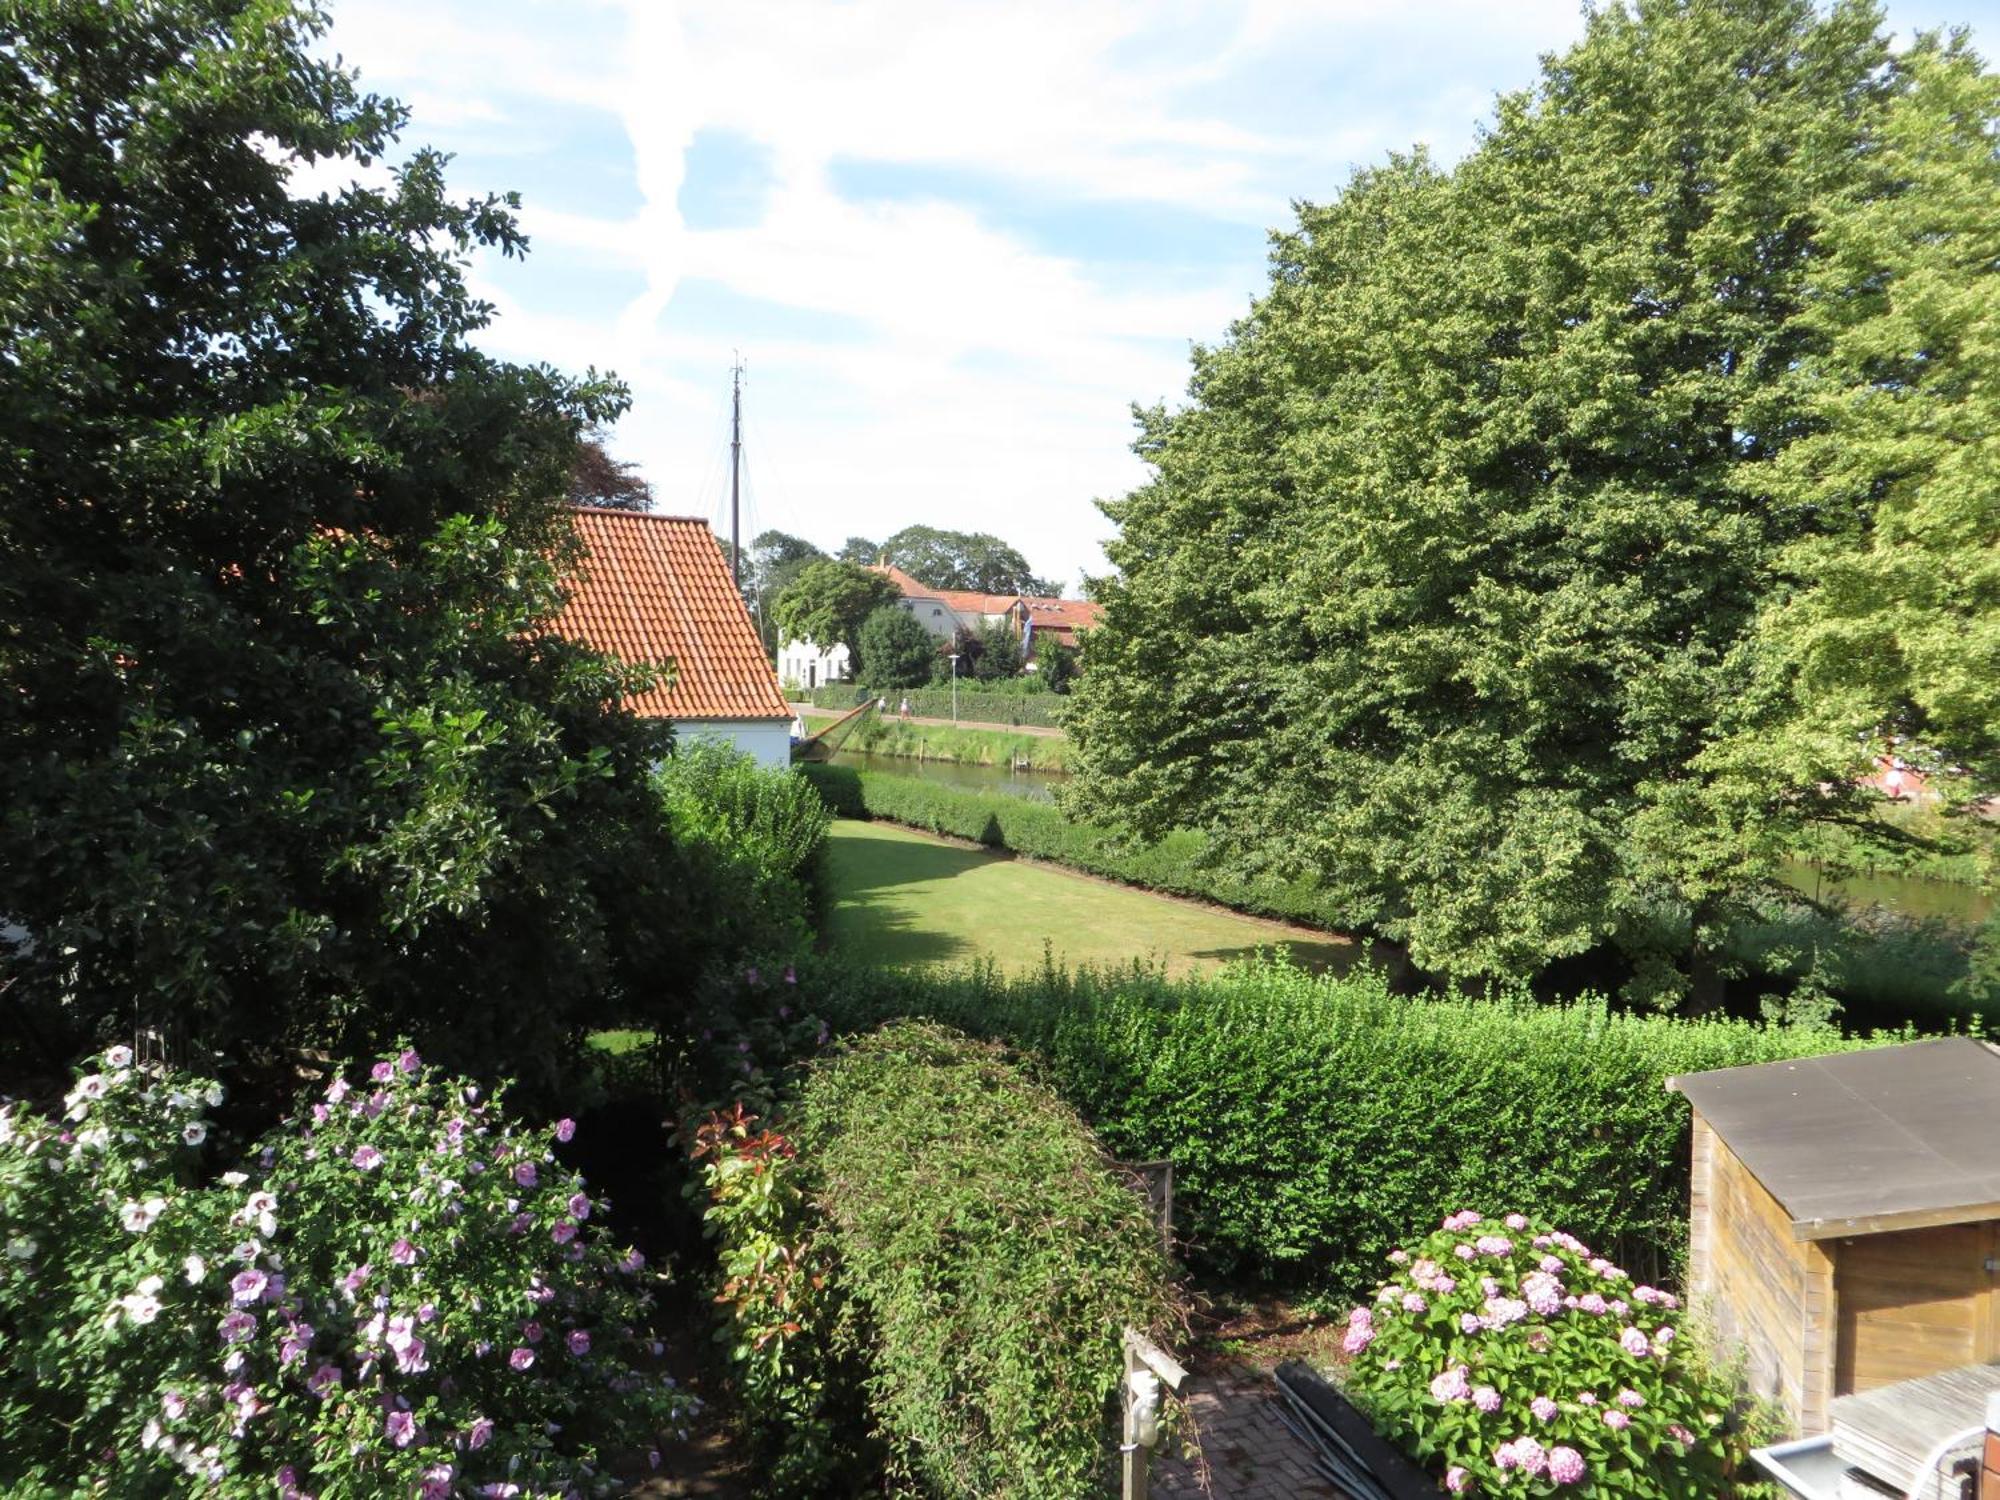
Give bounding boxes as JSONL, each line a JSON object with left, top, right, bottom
{"left": 729, "top": 357, "right": 742, "bottom": 587}
{"left": 948, "top": 653, "right": 960, "bottom": 723}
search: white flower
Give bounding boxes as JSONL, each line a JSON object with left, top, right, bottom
{"left": 119, "top": 1289, "right": 162, "bottom": 1325}
{"left": 183, "top": 1254, "right": 206, "bottom": 1284}
{"left": 5, "top": 1236, "right": 35, "bottom": 1260}
{"left": 203, "top": 1084, "right": 224, "bottom": 1107}
{"left": 119, "top": 1197, "right": 167, "bottom": 1233}
{"left": 141, "top": 1419, "right": 162, "bottom": 1450}
{"left": 76, "top": 1075, "right": 108, "bottom": 1101}
{"left": 0, "top": 1107, "right": 14, "bottom": 1146}
{"left": 231, "top": 1240, "right": 259, "bottom": 1264}
{"left": 219, "top": 1171, "right": 247, "bottom": 1188}
{"left": 137, "top": 1275, "right": 163, "bottom": 1296}
{"left": 105, "top": 1045, "right": 134, "bottom": 1070}
{"left": 167, "top": 1091, "right": 194, "bottom": 1111}
{"left": 181, "top": 1122, "right": 207, "bottom": 1147}
{"left": 78, "top": 1127, "right": 109, "bottom": 1152}
{"left": 243, "top": 1191, "right": 278, "bottom": 1236}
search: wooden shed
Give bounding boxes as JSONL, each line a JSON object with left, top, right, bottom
{"left": 1669, "top": 1039, "right": 2000, "bottom": 1436}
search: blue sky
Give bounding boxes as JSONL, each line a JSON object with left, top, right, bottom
{"left": 314, "top": 0, "right": 2000, "bottom": 591}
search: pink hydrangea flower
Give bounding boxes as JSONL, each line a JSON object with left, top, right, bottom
{"left": 1616, "top": 1388, "right": 1646, "bottom": 1408}
{"left": 1668, "top": 1423, "right": 1695, "bottom": 1447}
{"left": 1453, "top": 1244, "right": 1477, "bottom": 1261}
{"left": 1548, "top": 1446, "right": 1586, "bottom": 1484}
{"left": 1429, "top": 1366, "right": 1472, "bottom": 1404}
{"left": 1442, "top": 1210, "right": 1484, "bottom": 1231}
{"left": 1342, "top": 1321, "right": 1375, "bottom": 1354}
{"left": 1472, "top": 1385, "right": 1501, "bottom": 1413}
{"left": 1604, "top": 1409, "right": 1630, "bottom": 1430}
{"left": 1387, "top": 1249, "right": 1410, "bottom": 1265}
{"left": 1577, "top": 1391, "right": 1599, "bottom": 1405}
{"left": 162, "top": 1391, "right": 187, "bottom": 1419}
{"left": 1531, "top": 1395, "right": 1559, "bottom": 1423}
{"left": 1578, "top": 1293, "right": 1608, "bottom": 1315}
{"left": 1460, "top": 1313, "right": 1485, "bottom": 1335}
{"left": 1620, "top": 1326, "right": 1652, "bottom": 1358}
{"left": 1445, "top": 1467, "right": 1470, "bottom": 1492}
{"left": 1539, "top": 1255, "right": 1565, "bottom": 1274}
{"left": 1474, "top": 1235, "right": 1513, "bottom": 1257}
{"left": 1401, "top": 1292, "right": 1427, "bottom": 1314}
{"left": 1483, "top": 1296, "right": 1528, "bottom": 1328}
{"left": 1503, "top": 1213, "right": 1529, "bottom": 1230}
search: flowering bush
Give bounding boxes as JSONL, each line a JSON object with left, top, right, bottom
{"left": 0, "top": 1045, "right": 694, "bottom": 1495}
{"left": 1340, "top": 1212, "right": 1751, "bottom": 1497}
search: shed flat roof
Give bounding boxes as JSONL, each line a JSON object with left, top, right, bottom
{"left": 1668, "top": 1038, "right": 2000, "bottom": 1239}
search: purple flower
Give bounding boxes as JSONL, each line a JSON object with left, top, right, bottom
{"left": 1472, "top": 1385, "right": 1501, "bottom": 1413}
{"left": 418, "top": 1302, "right": 437, "bottom": 1323}
{"left": 1459, "top": 1314, "right": 1485, "bottom": 1335}
{"left": 341, "top": 1262, "right": 370, "bottom": 1294}
{"left": 513, "top": 1161, "right": 537, "bottom": 1189}
{"left": 1531, "top": 1395, "right": 1560, "bottom": 1423}
{"left": 230, "top": 1269, "right": 268, "bottom": 1305}
{"left": 1446, "top": 1467, "right": 1470, "bottom": 1493}
{"left": 551, "top": 1221, "right": 577, "bottom": 1245}
{"left": 1401, "top": 1292, "right": 1427, "bottom": 1314}
{"left": 398, "top": 1048, "right": 421, "bottom": 1076}
{"left": 1616, "top": 1388, "right": 1646, "bottom": 1408}
{"left": 307, "top": 1363, "right": 342, "bottom": 1398}
{"left": 509, "top": 1346, "right": 535, "bottom": 1371}
{"left": 390, "top": 1238, "right": 418, "bottom": 1266}
{"left": 522, "top": 1320, "right": 543, "bottom": 1343}
{"left": 1474, "top": 1235, "right": 1514, "bottom": 1257}
{"left": 468, "top": 1416, "right": 495, "bottom": 1450}
{"left": 1548, "top": 1446, "right": 1587, "bottom": 1485}
{"left": 1342, "top": 1321, "right": 1375, "bottom": 1354}
{"left": 566, "top": 1329, "right": 590, "bottom": 1356}
{"left": 567, "top": 1192, "right": 590, "bottom": 1221}
{"left": 219, "top": 1310, "right": 256, "bottom": 1343}
{"left": 554, "top": 1118, "right": 575, "bottom": 1143}
{"left": 1578, "top": 1292, "right": 1608, "bottom": 1316}
{"left": 386, "top": 1409, "right": 417, "bottom": 1447}
{"left": 162, "top": 1391, "right": 187, "bottom": 1419}
{"left": 351, "top": 1144, "right": 382, "bottom": 1171}
{"left": 1499, "top": 1436, "right": 1547, "bottom": 1476}
{"left": 395, "top": 1336, "right": 429, "bottom": 1374}
{"left": 1604, "top": 1409, "right": 1631, "bottom": 1430}
{"left": 1503, "top": 1213, "right": 1529, "bottom": 1229}
{"left": 622, "top": 1249, "right": 645, "bottom": 1273}
{"left": 1619, "top": 1326, "right": 1652, "bottom": 1358}
{"left": 371, "top": 1061, "right": 395, "bottom": 1083}
{"left": 1429, "top": 1366, "right": 1472, "bottom": 1404}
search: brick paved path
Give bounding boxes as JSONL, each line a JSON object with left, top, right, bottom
{"left": 1153, "top": 1363, "right": 1339, "bottom": 1498}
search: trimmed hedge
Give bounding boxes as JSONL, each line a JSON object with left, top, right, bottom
{"left": 795, "top": 959, "right": 1898, "bottom": 1296}
{"left": 801, "top": 761, "right": 1350, "bottom": 929}
{"left": 796, "top": 1022, "right": 1179, "bottom": 1498}
{"left": 803, "top": 683, "right": 1067, "bottom": 729}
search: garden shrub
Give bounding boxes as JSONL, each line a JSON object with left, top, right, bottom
{"left": 798, "top": 958, "right": 1889, "bottom": 1295}
{"left": 1338, "top": 1211, "right": 1758, "bottom": 1497}
{"left": 0, "top": 1043, "right": 690, "bottom": 1495}
{"left": 795, "top": 1022, "right": 1180, "bottom": 1499}
{"left": 801, "top": 762, "right": 1347, "bottom": 928}
{"left": 689, "top": 1103, "right": 865, "bottom": 1497}
{"left": 658, "top": 742, "right": 832, "bottom": 963}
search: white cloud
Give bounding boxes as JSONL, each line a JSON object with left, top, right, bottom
{"left": 320, "top": 0, "right": 1590, "bottom": 586}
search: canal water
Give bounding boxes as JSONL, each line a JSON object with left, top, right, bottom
{"left": 822, "top": 748, "right": 1064, "bottom": 803}
{"left": 825, "top": 749, "right": 1992, "bottom": 931}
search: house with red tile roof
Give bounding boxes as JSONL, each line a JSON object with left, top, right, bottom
{"left": 551, "top": 507, "right": 794, "bottom": 767}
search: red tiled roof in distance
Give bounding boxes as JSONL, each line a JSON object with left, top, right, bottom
{"left": 551, "top": 507, "right": 791, "bottom": 721}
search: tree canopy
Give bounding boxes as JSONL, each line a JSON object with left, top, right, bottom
{"left": 567, "top": 428, "right": 653, "bottom": 511}
{"left": 837, "top": 536, "right": 880, "bottom": 566}
{"left": 745, "top": 529, "right": 828, "bottom": 652}
{"left": 772, "top": 560, "right": 900, "bottom": 667}
{"left": 0, "top": 0, "right": 719, "bottom": 1079}
{"left": 1065, "top": 0, "right": 1988, "bottom": 1004}
{"left": 880, "top": 525, "right": 1057, "bottom": 596}
{"left": 857, "top": 607, "right": 938, "bottom": 691}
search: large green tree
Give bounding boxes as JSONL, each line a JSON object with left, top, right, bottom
{"left": 0, "top": 0, "right": 714, "bottom": 1079}
{"left": 744, "top": 529, "right": 827, "bottom": 653}
{"left": 880, "top": 525, "right": 1056, "bottom": 596}
{"left": 1067, "top": 0, "right": 1945, "bottom": 1003}
{"left": 772, "top": 560, "right": 899, "bottom": 668}
{"left": 856, "top": 606, "right": 937, "bottom": 691}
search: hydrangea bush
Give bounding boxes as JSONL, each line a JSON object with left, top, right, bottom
{"left": 1340, "top": 1212, "right": 1749, "bottom": 1498}
{"left": 0, "top": 1045, "right": 694, "bottom": 1496}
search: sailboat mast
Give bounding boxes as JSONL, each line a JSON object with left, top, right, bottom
{"left": 729, "top": 356, "right": 743, "bottom": 587}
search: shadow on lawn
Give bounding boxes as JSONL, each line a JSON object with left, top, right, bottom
{"left": 828, "top": 825, "right": 1007, "bottom": 894}
{"left": 1189, "top": 940, "right": 1362, "bottom": 976}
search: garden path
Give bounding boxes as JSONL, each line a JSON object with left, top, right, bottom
{"left": 1153, "top": 1361, "right": 1340, "bottom": 1499}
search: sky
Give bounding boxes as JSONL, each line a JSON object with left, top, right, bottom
{"left": 314, "top": 0, "right": 2000, "bottom": 594}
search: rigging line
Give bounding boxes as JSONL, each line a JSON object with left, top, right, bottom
{"left": 739, "top": 405, "right": 811, "bottom": 542}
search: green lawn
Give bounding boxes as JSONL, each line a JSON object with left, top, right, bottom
{"left": 824, "top": 818, "right": 1360, "bottom": 975}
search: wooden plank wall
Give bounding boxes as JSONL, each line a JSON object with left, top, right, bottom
{"left": 1834, "top": 1224, "right": 1994, "bottom": 1395}
{"left": 1691, "top": 1119, "right": 1829, "bottom": 1430}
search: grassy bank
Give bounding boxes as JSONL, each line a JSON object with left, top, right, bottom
{"left": 798, "top": 683, "right": 1066, "bottom": 729}
{"left": 800, "top": 710, "right": 1068, "bottom": 770}
{"left": 824, "top": 819, "right": 1359, "bottom": 975}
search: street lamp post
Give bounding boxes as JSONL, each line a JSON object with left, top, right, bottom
{"left": 947, "top": 653, "right": 961, "bottom": 724}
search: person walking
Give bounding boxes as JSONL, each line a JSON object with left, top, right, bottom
{"left": 899, "top": 696, "right": 911, "bottom": 720}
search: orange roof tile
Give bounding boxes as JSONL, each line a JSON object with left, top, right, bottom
{"left": 551, "top": 507, "right": 791, "bottom": 721}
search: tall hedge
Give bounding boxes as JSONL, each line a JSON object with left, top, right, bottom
{"left": 799, "top": 961, "right": 1895, "bottom": 1295}
{"left": 797, "top": 1022, "right": 1178, "bottom": 1499}
{"left": 805, "top": 683, "right": 1066, "bottom": 729}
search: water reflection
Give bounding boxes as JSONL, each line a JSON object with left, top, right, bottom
{"left": 821, "top": 749, "right": 1066, "bottom": 804}
{"left": 1778, "top": 861, "right": 1991, "bottom": 930}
